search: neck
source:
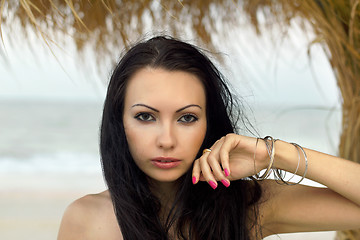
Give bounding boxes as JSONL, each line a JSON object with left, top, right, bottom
{"left": 150, "top": 180, "right": 178, "bottom": 204}
{"left": 148, "top": 179, "right": 181, "bottom": 220}
{"left": 149, "top": 177, "right": 188, "bottom": 237}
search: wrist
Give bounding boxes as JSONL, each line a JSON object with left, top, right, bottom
{"left": 274, "top": 140, "right": 300, "bottom": 171}
{"left": 254, "top": 137, "right": 276, "bottom": 180}
{"left": 256, "top": 138, "right": 272, "bottom": 171}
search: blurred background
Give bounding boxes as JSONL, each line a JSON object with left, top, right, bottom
{"left": 1, "top": 1, "right": 359, "bottom": 239}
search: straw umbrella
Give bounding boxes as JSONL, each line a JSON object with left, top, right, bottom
{"left": 244, "top": 2, "right": 360, "bottom": 239}
{"left": 1, "top": 1, "right": 359, "bottom": 239}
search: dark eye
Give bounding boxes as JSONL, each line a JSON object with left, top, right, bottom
{"left": 178, "top": 114, "right": 198, "bottom": 123}
{"left": 135, "top": 113, "right": 155, "bottom": 122}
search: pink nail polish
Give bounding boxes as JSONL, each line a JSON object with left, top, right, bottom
{"left": 192, "top": 176, "right": 197, "bottom": 184}
{"left": 208, "top": 181, "right": 217, "bottom": 189}
{"left": 224, "top": 168, "right": 230, "bottom": 177}
{"left": 221, "top": 179, "right": 230, "bottom": 188}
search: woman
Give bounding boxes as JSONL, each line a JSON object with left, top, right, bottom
{"left": 57, "top": 36, "right": 360, "bottom": 240}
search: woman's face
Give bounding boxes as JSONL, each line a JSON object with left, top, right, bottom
{"left": 123, "top": 67, "right": 207, "bottom": 183}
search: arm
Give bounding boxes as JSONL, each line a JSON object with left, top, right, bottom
{"left": 192, "top": 134, "right": 360, "bottom": 235}
{"left": 275, "top": 140, "right": 360, "bottom": 206}
{"left": 261, "top": 140, "right": 360, "bottom": 235}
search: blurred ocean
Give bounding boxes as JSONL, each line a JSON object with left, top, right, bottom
{"left": 0, "top": 100, "right": 103, "bottom": 175}
{"left": 0, "top": 100, "right": 342, "bottom": 175}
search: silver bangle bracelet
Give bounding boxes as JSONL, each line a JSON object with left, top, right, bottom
{"left": 288, "top": 142, "right": 308, "bottom": 185}
{"left": 254, "top": 137, "right": 308, "bottom": 185}
{"left": 254, "top": 136, "right": 275, "bottom": 180}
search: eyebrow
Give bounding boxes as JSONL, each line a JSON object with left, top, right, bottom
{"left": 131, "top": 104, "right": 202, "bottom": 112}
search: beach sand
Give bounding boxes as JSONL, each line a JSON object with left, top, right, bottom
{"left": 264, "top": 232, "right": 335, "bottom": 240}
{"left": 0, "top": 172, "right": 336, "bottom": 240}
{"left": 0, "top": 172, "right": 106, "bottom": 240}
{"left": 1, "top": 190, "right": 76, "bottom": 240}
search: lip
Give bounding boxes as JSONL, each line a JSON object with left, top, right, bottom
{"left": 151, "top": 157, "right": 181, "bottom": 169}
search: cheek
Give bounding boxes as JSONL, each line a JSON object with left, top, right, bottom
{"left": 125, "top": 129, "right": 144, "bottom": 153}
{"left": 124, "top": 128, "right": 136, "bottom": 153}
{"left": 182, "top": 124, "right": 207, "bottom": 155}
{"left": 123, "top": 121, "right": 146, "bottom": 160}
{"left": 125, "top": 130, "right": 146, "bottom": 169}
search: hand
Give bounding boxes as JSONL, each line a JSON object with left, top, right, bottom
{"left": 192, "top": 134, "right": 268, "bottom": 189}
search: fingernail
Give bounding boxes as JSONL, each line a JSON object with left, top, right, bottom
{"left": 224, "top": 168, "right": 230, "bottom": 177}
{"left": 221, "top": 179, "right": 230, "bottom": 188}
{"left": 208, "top": 180, "right": 217, "bottom": 189}
{"left": 192, "top": 176, "right": 197, "bottom": 184}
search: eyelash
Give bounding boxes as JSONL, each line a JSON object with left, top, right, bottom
{"left": 134, "top": 112, "right": 155, "bottom": 122}
{"left": 178, "top": 114, "right": 198, "bottom": 123}
{"left": 134, "top": 113, "right": 198, "bottom": 123}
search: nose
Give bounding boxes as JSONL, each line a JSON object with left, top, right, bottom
{"left": 156, "top": 122, "right": 176, "bottom": 150}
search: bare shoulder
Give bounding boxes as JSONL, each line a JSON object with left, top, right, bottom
{"left": 57, "top": 190, "right": 122, "bottom": 240}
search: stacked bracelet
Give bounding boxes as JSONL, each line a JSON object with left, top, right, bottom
{"left": 287, "top": 142, "right": 308, "bottom": 185}
{"left": 253, "top": 136, "right": 308, "bottom": 185}
{"left": 254, "top": 136, "right": 275, "bottom": 180}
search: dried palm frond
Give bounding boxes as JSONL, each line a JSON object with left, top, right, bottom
{"left": 241, "top": 0, "right": 360, "bottom": 162}
{"left": 0, "top": 0, "right": 244, "bottom": 68}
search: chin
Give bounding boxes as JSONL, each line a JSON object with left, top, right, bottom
{"left": 152, "top": 176, "right": 182, "bottom": 183}
{"left": 148, "top": 171, "right": 185, "bottom": 183}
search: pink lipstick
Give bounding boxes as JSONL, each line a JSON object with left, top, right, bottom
{"left": 151, "top": 157, "right": 181, "bottom": 169}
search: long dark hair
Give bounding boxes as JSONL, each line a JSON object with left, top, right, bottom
{"left": 100, "top": 35, "right": 262, "bottom": 240}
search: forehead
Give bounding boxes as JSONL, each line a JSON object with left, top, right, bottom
{"left": 124, "top": 68, "right": 206, "bottom": 108}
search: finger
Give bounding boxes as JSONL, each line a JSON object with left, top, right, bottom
{"left": 199, "top": 152, "right": 218, "bottom": 189}
{"left": 209, "top": 137, "right": 224, "bottom": 150}
{"left": 208, "top": 156, "right": 230, "bottom": 187}
{"left": 207, "top": 141, "right": 230, "bottom": 187}
{"left": 199, "top": 173, "right": 206, "bottom": 181}
{"left": 192, "top": 159, "right": 201, "bottom": 184}
{"left": 219, "top": 134, "right": 239, "bottom": 178}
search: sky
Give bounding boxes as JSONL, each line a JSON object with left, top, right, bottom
{"left": 0, "top": 22, "right": 341, "bottom": 109}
